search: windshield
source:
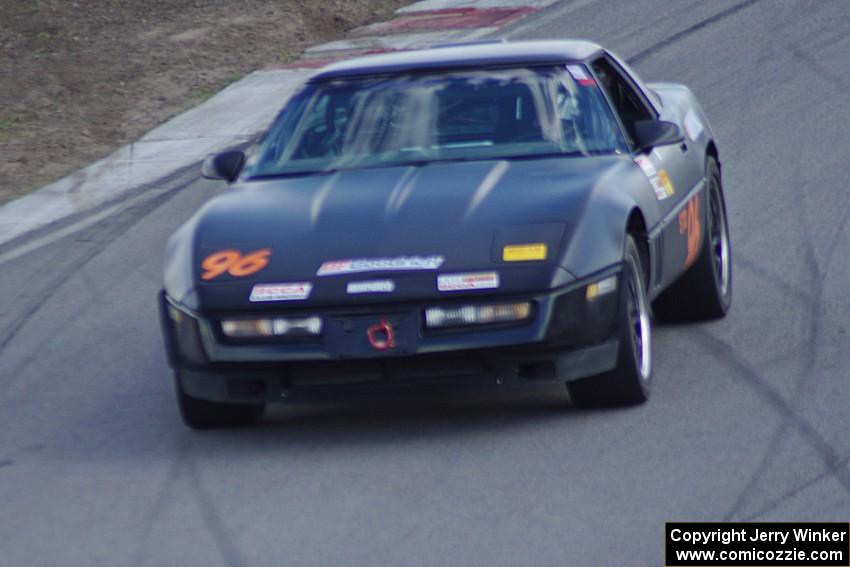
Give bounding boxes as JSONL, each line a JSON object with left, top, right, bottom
{"left": 244, "top": 66, "right": 627, "bottom": 178}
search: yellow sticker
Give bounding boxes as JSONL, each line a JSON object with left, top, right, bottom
{"left": 503, "top": 243, "right": 547, "bottom": 262}
{"left": 658, "top": 170, "right": 675, "bottom": 197}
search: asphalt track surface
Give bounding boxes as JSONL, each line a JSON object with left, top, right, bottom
{"left": 2, "top": 1, "right": 849, "bottom": 565}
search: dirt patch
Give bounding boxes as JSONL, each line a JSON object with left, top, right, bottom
{"left": 0, "top": 0, "right": 409, "bottom": 204}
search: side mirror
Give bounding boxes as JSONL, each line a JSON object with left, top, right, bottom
{"left": 201, "top": 151, "right": 245, "bottom": 183}
{"left": 633, "top": 120, "right": 684, "bottom": 151}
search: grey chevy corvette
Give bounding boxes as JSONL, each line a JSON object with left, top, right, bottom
{"left": 159, "top": 40, "right": 732, "bottom": 428}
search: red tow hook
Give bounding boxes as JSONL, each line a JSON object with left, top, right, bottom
{"left": 366, "top": 319, "right": 395, "bottom": 351}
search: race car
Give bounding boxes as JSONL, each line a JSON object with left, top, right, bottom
{"left": 159, "top": 40, "right": 732, "bottom": 428}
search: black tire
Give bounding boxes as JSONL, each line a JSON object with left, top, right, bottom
{"left": 174, "top": 371, "right": 265, "bottom": 429}
{"left": 567, "top": 236, "right": 652, "bottom": 407}
{"left": 653, "top": 157, "right": 732, "bottom": 321}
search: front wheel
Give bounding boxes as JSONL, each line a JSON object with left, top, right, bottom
{"left": 567, "top": 235, "right": 652, "bottom": 407}
{"left": 174, "top": 371, "right": 265, "bottom": 429}
{"left": 653, "top": 157, "right": 732, "bottom": 321}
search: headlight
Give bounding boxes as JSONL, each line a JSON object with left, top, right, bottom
{"left": 585, "top": 275, "right": 617, "bottom": 300}
{"left": 220, "top": 316, "right": 322, "bottom": 338}
{"left": 424, "top": 301, "right": 532, "bottom": 328}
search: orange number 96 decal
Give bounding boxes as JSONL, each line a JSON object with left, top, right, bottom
{"left": 201, "top": 248, "right": 271, "bottom": 280}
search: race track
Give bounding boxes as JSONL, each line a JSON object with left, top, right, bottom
{"left": 1, "top": 1, "right": 849, "bottom": 565}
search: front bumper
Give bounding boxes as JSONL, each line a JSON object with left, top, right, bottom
{"left": 159, "top": 268, "right": 623, "bottom": 403}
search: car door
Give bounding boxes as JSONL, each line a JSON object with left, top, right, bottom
{"left": 588, "top": 54, "right": 701, "bottom": 292}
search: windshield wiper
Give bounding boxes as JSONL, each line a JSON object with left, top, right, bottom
{"left": 246, "top": 168, "right": 338, "bottom": 180}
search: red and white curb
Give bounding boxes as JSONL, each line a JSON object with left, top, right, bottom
{"left": 0, "top": 0, "right": 559, "bottom": 254}
{"left": 398, "top": 0, "right": 558, "bottom": 12}
{"left": 300, "top": 28, "right": 496, "bottom": 63}
{"left": 355, "top": 6, "right": 538, "bottom": 35}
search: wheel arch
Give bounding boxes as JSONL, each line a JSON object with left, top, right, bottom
{"left": 626, "top": 208, "right": 651, "bottom": 288}
{"left": 706, "top": 139, "right": 720, "bottom": 172}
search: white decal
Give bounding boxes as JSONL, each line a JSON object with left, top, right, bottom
{"left": 346, "top": 280, "right": 395, "bottom": 294}
{"left": 438, "top": 272, "right": 500, "bottom": 292}
{"left": 651, "top": 177, "right": 670, "bottom": 201}
{"left": 317, "top": 255, "right": 444, "bottom": 276}
{"left": 683, "top": 109, "right": 704, "bottom": 141}
{"left": 566, "top": 65, "right": 588, "bottom": 80}
{"left": 567, "top": 65, "right": 596, "bottom": 87}
{"left": 249, "top": 282, "right": 312, "bottom": 302}
{"left": 566, "top": 64, "right": 596, "bottom": 86}
{"left": 634, "top": 155, "right": 657, "bottom": 178}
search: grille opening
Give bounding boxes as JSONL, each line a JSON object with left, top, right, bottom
{"left": 517, "top": 361, "right": 556, "bottom": 380}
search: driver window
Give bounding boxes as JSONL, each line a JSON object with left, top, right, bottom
{"left": 554, "top": 74, "right": 625, "bottom": 154}
{"left": 591, "top": 57, "right": 652, "bottom": 147}
{"left": 291, "top": 94, "right": 335, "bottom": 159}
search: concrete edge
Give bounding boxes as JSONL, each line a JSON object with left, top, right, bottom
{"left": 0, "top": 67, "right": 315, "bottom": 248}
{"left": 0, "top": 0, "right": 550, "bottom": 251}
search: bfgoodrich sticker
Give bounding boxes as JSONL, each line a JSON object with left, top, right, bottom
{"left": 317, "top": 256, "right": 444, "bottom": 276}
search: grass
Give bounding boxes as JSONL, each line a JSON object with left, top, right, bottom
{"left": 0, "top": 115, "right": 26, "bottom": 141}
{"left": 191, "top": 86, "right": 218, "bottom": 102}
{"left": 279, "top": 48, "right": 300, "bottom": 65}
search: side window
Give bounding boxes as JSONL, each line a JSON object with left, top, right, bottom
{"left": 555, "top": 70, "right": 627, "bottom": 154}
{"left": 590, "top": 57, "right": 653, "bottom": 147}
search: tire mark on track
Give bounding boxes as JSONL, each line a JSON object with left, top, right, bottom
{"left": 707, "top": 0, "right": 846, "bottom": 515}
{"left": 694, "top": 331, "right": 850, "bottom": 505}
{"left": 722, "top": 161, "right": 826, "bottom": 519}
{"left": 742, "top": 455, "right": 850, "bottom": 522}
{"left": 129, "top": 441, "right": 191, "bottom": 567}
{"left": 629, "top": 0, "right": 763, "bottom": 64}
{"left": 186, "top": 450, "right": 250, "bottom": 567}
{"left": 719, "top": 55, "right": 850, "bottom": 513}
{"left": 723, "top": 420, "right": 792, "bottom": 521}
{"left": 0, "top": 177, "right": 190, "bottom": 360}
{"left": 733, "top": 251, "right": 813, "bottom": 305}
{"left": 792, "top": 46, "right": 850, "bottom": 94}
{"left": 129, "top": 437, "right": 249, "bottom": 567}
{"left": 0, "top": 182, "right": 198, "bottom": 404}
{"left": 784, "top": 162, "right": 824, "bottom": 390}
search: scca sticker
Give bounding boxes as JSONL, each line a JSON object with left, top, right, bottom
{"left": 201, "top": 248, "right": 271, "bottom": 280}
{"left": 678, "top": 196, "right": 701, "bottom": 268}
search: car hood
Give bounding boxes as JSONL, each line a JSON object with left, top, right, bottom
{"left": 183, "top": 156, "right": 628, "bottom": 311}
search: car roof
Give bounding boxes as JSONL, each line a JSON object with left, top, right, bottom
{"left": 310, "top": 40, "right": 604, "bottom": 82}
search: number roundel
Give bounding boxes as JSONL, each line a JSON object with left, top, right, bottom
{"left": 201, "top": 248, "right": 271, "bottom": 280}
